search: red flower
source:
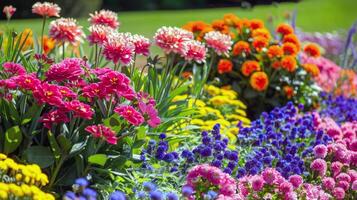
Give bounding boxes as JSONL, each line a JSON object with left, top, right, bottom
{"left": 131, "top": 34, "right": 151, "bottom": 56}
{"left": 154, "top": 26, "right": 193, "bottom": 55}
{"left": 114, "top": 105, "right": 144, "bottom": 126}
{"left": 182, "top": 40, "right": 207, "bottom": 63}
{"left": 46, "top": 58, "right": 85, "bottom": 82}
{"left": 33, "top": 83, "right": 64, "bottom": 106}
{"left": 65, "top": 100, "right": 94, "bottom": 119}
{"left": 85, "top": 124, "right": 118, "bottom": 145}
{"left": 217, "top": 59, "right": 233, "bottom": 74}
{"left": 40, "top": 109, "right": 69, "bottom": 129}
{"left": 204, "top": 31, "right": 232, "bottom": 56}
{"left": 87, "top": 25, "right": 112, "bottom": 46}
{"left": 276, "top": 23, "right": 294, "bottom": 35}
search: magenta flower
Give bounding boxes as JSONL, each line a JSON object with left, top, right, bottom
{"left": 102, "top": 32, "right": 135, "bottom": 65}
{"left": 154, "top": 26, "right": 193, "bottom": 55}
{"left": 251, "top": 175, "right": 264, "bottom": 191}
{"left": 204, "top": 31, "right": 232, "bottom": 56}
{"left": 3, "top": 5, "right": 16, "bottom": 19}
{"left": 87, "top": 25, "right": 112, "bottom": 46}
{"left": 65, "top": 100, "right": 94, "bottom": 119}
{"left": 336, "top": 173, "right": 351, "bottom": 183}
{"left": 333, "top": 187, "right": 345, "bottom": 200}
{"left": 99, "top": 70, "right": 131, "bottom": 95}
{"left": 278, "top": 181, "right": 293, "bottom": 194}
{"left": 89, "top": 9, "right": 119, "bottom": 29}
{"left": 40, "top": 109, "right": 69, "bottom": 129}
{"left": 32, "top": 2, "right": 60, "bottom": 17}
{"left": 261, "top": 168, "right": 278, "bottom": 185}
{"left": 288, "top": 175, "right": 303, "bottom": 188}
{"left": 313, "top": 144, "right": 328, "bottom": 158}
{"left": 58, "top": 86, "right": 77, "bottom": 99}
{"left": 82, "top": 83, "right": 106, "bottom": 99}
{"left": 310, "top": 158, "right": 327, "bottom": 177}
{"left": 49, "top": 18, "right": 84, "bottom": 44}
{"left": 3, "top": 62, "right": 26, "bottom": 76}
{"left": 182, "top": 40, "right": 207, "bottom": 63}
{"left": 322, "top": 177, "right": 335, "bottom": 190}
{"left": 85, "top": 124, "right": 117, "bottom": 145}
{"left": 33, "top": 83, "right": 64, "bottom": 106}
{"left": 131, "top": 34, "right": 150, "bottom": 56}
{"left": 352, "top": 180, "right": 357, "bottom": 190}
{"left": 114, "top": 105, "right": 144, "bottom": 126}
{"left": 46, "top": 58, "right": 85, "bottom": 82}
{"left": 12, "top": 74, "right": 41, "bottom": 91}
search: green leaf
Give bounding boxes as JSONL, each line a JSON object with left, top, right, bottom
{"left": 57, "top": 134, "right": 72, "bottom": 154}
{"left": 132, "top": 139, "right": 146, "bottom": 149}
{"left": 4, "top": 126, "right": 23, "bottom": 154}
{"left": 136, "top": 126, "right": 147, "bottom": 140}
{"left": 69, "top": 138, "right": 88, "bottom": 156}
{"left": 47, "top": 131, "right": 61, "bottom": 162}
{"left": 88, "top": 154, "right": 108, "bottom": 166}
{"left": 23, "top": 146, "right": 54, "bottom": 168}
{"left": 21, "top": 104, "right": 42, "bottom": 125}
{"left": 103, "top": 114, "right": 122, "bottom": 132}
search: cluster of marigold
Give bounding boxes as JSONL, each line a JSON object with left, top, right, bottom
{"left": 183, "top": 14, "right": 322, "bottom": 98}
{"left": 0, "top": 154, "right": 54, "bottom": 200}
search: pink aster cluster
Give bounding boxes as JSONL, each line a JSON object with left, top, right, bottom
{"left": 3, "top": 62, "right": 26, "bottom": 76}
{"left": 102, "top": 32, "right": 135, "bottom": 65}
{"left": 89, "top": 9, "right": 119, "bottom": 29}
{"left": 238, "top": 167, "right": 330, "bottom": 200}
{"left": 87, "top": 25, "right": 113, "bottom": 46}
{"left": 49, "top": 18, "right": 84, "bottom": 44}
{"left": 32, "top": 2, "right": 61, "bottom": 17}
{"left": 3, "top": 5, "right": 16, "bottom": 19}
{"left": 45, "top": 58, "right": 86, "bottom": 82}
{"left": 85, "top": 124, "right": 117, "bottom": 144}
{"left": 185, "top": 164, "right": 238, "bottom": 200}
{"left": 203, "top": 31, "right": 233, "bottom": 56}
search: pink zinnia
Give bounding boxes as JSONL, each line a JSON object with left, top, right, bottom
{"left": 40, "top": 109, "right": 69, "bottom": 129}
{"left": 99, "top": 70, "right": 131, "bottom": 94}
{"left": 288, "top": 175, "right": 303, "bottom": 188}
{"left": 49, "top": 18, "right": 84, "bottom": 44}
{"left": 138, "top": 96, "right": 161, "bottom": 128}
{"left": 250, "top": 175, "right": 264, "bottom": 191}
{"left": 102, "top": 32, "right": 135, "bottom": 65}
{"left": 313, "top": 144, "right": 328, "bottom": 158}
{"left": 337, "top": 181, "right": 350, "bottom": 191}
{"left": 33, "top": 83, "right": 64, "bottom": 106}
{"left": 322, "top": 177, "right": 335, "bottom": 190}
{"left": 336, "top": 173, "right": 351, "bottom": 183}
{"left": 82, "top": 83, "right": 107, "bottom": 99}
{"left": 279, "top": 181, "right": 293, "bottom": 194}
{"left": 131, "top": 34, "right": 150, "bottom": 56}
{"left": 32, "top": 2, "right": 60, "bottom": 17}
{"left": 261, "top": 168, "right": 277, "bottom": 184}
{"left": 3, "top": 62, "right": 26, "bottom": 76}
{"left": 58, "top": 86, "right": 77, "bottom": 99}
{"left": 204, "top": 31, "right": 232, "bottom": 56}
{"left": 352, "top": 180, "right": 357, "bottom": 190}
{"left": 182, "top": 40, "right": 207, "bottom": 63}
{"left": 333, "top": 187, "right": 345, "bottom": 200}
{"left": 3, "top": 5, "right": 16, "bottom": 19}
{"left": 46, "top": 58, "right": 85, "bottom": 82}
{"left": 114, "top": 105, "right": 144, "bottom": 126}
{"left": 65, "top": 100, "right": 94, "bottom": 119}
{"left": 331, "top": 161, "right": 343, "bottom": 176}
{"left": 310, "top": 158, "right": 327, "bottom": 177}
{"left": 89, "top": 9, "right": 119, "bottom": 29}
{"left": 154, "top": 26, "right": 193, "bottom": 55}
{"left": 12, "top": 74, "right": 41, "bottom": 91}
{"left": 87, "top": 25, "right": 112, "bottom": 46}
{"left": 85, "top": 124, "right": 117, "bottom": 144}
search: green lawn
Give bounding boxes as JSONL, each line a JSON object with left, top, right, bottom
{"left": 1, "top": 0, "right": 357, "bottom": 37}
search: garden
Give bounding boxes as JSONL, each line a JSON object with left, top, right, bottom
{"left": 0, "top": 1, "right": 356, "bottom": 200}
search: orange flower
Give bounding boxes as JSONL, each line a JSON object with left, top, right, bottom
{"left": 223, "top": 13, "right": 240, "bottom": 27}
{"left": 276, "top": 23, "right": 294, "bottom": 35}
{"left": 267, "top": 45, "right": 283, "bottom": 58}
{"left": 283, "top": 86, "right": 294, "bottom": 99}
{"left": 281, "top": 56, "right": 297, "bottom": 72}
{"left": 42, "top": 35, "right": 55, "bottom": 54}
{"left": 252, "top": 36, "right": 268, "bottom": 52}
{"left": 271, "top": 60, "right": 281, "bottom": 69}
{"left": 282, "top": 42, "right": 298, "bottom": 56}
{"left": 241, "top": 60, "right": 260, "bottom": 76}
{"left": 250, "top": 71, "right": 269, "bottom": 91}
{"left": 17, "top": 28, "right": 34, "bottom": 50}
{"left": 304, "top": 43, "right": 320, "bottom": 57}
{"left": 252, "top": 28, "right": 271, "bottom": 40}
{"left": 250, "top": 19, "right": 264, "bottom": 30}
{"left": 212, "top": 19, "right": 229, "bottom": 33}
{"left": 197, "top": 26, "right": 214, "bottom": 41}
{"left": 183, "top": 21, "right": 209, "bottom": 33}
{"left": 302, "top": 63, "right": 320, "bottom": 77}
{"left": 233, "top": 41, "right": 250, "bottom": 56}
{"left": 181, "top": 71, "right": 192, "bottom": 79}
{"left": 236, "top": 18, "right": 251, "bottom": 30}
{"left": 217, "top": 59, "right": 233, "bottom": 74}
{"left": 283, "top": 34, "right": 301, "bottom": 49}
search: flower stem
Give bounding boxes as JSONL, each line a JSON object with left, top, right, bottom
{"left": 62, "top": 42, "right": 65, "bottom": 60}
{"left": 40, "top": 16, "right": 46, "bottom": 55}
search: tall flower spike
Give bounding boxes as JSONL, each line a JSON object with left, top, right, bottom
{"left": 49, "top": 18, "right": 84, "bottom": 44}
{"left": 32, "top": 2, "right": 61, "bottom": 17}
{"left": 89, "top": 9, "right": 119, "bottom": 29}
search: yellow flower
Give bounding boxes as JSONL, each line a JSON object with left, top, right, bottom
{"left": 0, "top": 154, "right": 7, "bottom": 160}
{"left": 9, "top": 183, "right": 24, "bottom": 197}
{"left": 227, "top": 127, "right": 239, "bottom": 135}
{"left": 191, "top": 119, "right": 204, "bottom": 125}
{"left": 209, "top": 96, "right": 230, "bottom": 106}
{"left": 0, "top": 191, "right": 8, "bottom": 199}
{"left": 205, "top": 85, "right": 221, "bottom": 96}
{"left": 173, "top": 95, "right": 188, "bottom": 102}
{"left": 227, "top": 99, "right": 247, "bottom": 109}
{"left": 21, "top": 184, "right": 32, "bottom": 196}
{"left": 220, "top": 89, "right": 237, "bottom": 99}
{"left": 0, "top": 183, "right": 9, "bottom": 192}
{"left": 233, "top": 116, "right": 251, "bottom": 125}
{"left": 235, "top": 109, "right": 247, "bottom": 117}
{"left": 190, "top": 99, "right": 206, "bottom": 107}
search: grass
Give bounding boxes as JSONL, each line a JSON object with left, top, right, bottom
{"left": 1, "top": 0, "right": 357, "bottom": 38}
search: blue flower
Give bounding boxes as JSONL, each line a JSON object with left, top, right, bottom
{"left": 83, "top": 188, "right": 97, "bottom": 198}
{"left": 182, "top": 186, "right": 193, "bottom": 197}
{"left": 166, "top": 192, "right": 178, "bottom": 200}
{"left": 110, "top": 191, "right": 126, "bottom": 200}
{"left": 143, "top": 182, "right": 156, "bottom": 192}
{"left": 150, "top": 190, "right": 163, "bottom": 200}
{"left": 159, "top": 133, "right": 167, "bottom": 139}
{"left": 64, "top": 191, "right": 76, "bottom": 200}
{"left": 75, "top": 178, "right": 89, "bottom": 187}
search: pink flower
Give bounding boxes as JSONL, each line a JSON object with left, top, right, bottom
{"left": 3, "top": 5, "right": 16, "bottom": 19}
{"left": 49, "top": 18, "right": 84, "bottom": 44}
{"left": 322, "top": 177, "right": 335, "bottom": 190}
{"left": 58, "top": 86, "right": 77, "bottom": 99}
{"left": 347, "top": 169, "right": 357, "bottom": 182}
{"left": 313, "top": 144, "right": 328, "bottom": 158}
{"left": 310, "top": 158, "right": 327, "bottom": 177}
{"left": 102, "top": 32, "right": 135, "bottom": 65}
{"left": 137, "top": 94, "right": 161, "bottom": 128}
{"left": 114, "top": 105, "right": 144, "bottom": 126}
{"left": 352, "top": 180, "right": 357, "bottom": 190}
{"left": 336, "top": 173, "right": 351, "bottom": 183}
{"left": 279, "top": 181, "right": 293, "bottom": 194}
{"left": 288, "top": 175, "right": 303, "bottom": 188}
{"left": 99, "top": 70, "right": 131, "bottom": 95}
{"left": 65, "top": 100, "right": 94, "bottom": 119}
{"left": 204, "top": 31, "right": 232, "bottom": 56}
{"left": 85, "top": 124, "right": 117, "bottom": 144}
{"left": 33, "top": 83, "right": 63, "bottom": 106}
{"left": 261, "top": 168, "right": 278, "bottom": 184}
{"left": 154, "top": 26, "right": 193, "bottom": 55}
{"left": 82, "top": 83, "right": 106, "bottom": 99}
{"left": 3, "top": 62, "right": 26, "bottom": 76}
{"left": 13, "top": 74, "right": 41, "bottom": 91}
{"left": 32, "top": 2, "right": 60, "bottom": 17}
{"left": 87, "top": 25, "right": 112, "bottom": 46}
{"left": 40, "top": 109, "right": 69, "bottom": 129}
{"left": 333, "top": 187, "right": 345, "bottom": 200}
{"left": 89, "top": 10, "right": 119, "bottom": 29}
{"left": 337, "top": 181, "right": 350, "bottom": 191}
{"left": 251, "top": 175, "right": 264, "bottom": 191}
{"left": 331, "top": 161, "right": 343, "bottom": 176}
{"left": 46, "top": 58, "right": 85, "bottom": 82}
{"left": 182, "top": 40, "right": 207, "bottom": 63}
{"left": 131, "top": 34, "right": 150, "bottom": 56}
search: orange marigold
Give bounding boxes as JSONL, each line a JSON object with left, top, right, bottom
{"left": 283, "top": 86, "right": 294, "bottom": 99}
{"left": 223, "top": 13, "right": 240, "bottom": 27}
{"left": 181, "top": 71, "right": 192, "bottom": 79}
{"left": 250, "top": 19, "right": 264, "bottom": 30}
{"left": 252, "top": 36, "right": 268, "bottom": 52}
{"left": 304, "top": 43, "right": 321, "bottom": 57}
{"left": 217, "top": 59, "right": 233, "bottom": 74}
{"left": 42, "top": 35, "right": 55, "bottom": 54}
{"left": 281, "top": 56, "right": 297, "bottom": 72}
{"left": 182, "top": 21, "right": 210, "bottom": 33}
{"left": 241, "top": 60, "right": 260, "bottom": 76}
{"left": 233, "top": 41, "right": 250, "bottom": 56}
{"left": 271, "top": 60, "right": 281, "bottom": 69}
{"left": 282, "top": 42, "right": 298, "bottom": 56}
{"left": 236, "top": 18, "right": 251, "bottom": 30}
{"left": 276, "top": 23, "right": 294, "bottom": 35}
{"left": 252, "top": 28, "right": 271, "bottom": 40}
{"left": 283, "top": 34, "right": 301, "bottom": 49}
{"left": 250, "top": 71, "right": 269, "bottom": 91}
{"left": 302, "top": 63, "right": 320, "bottom": 77}
{"left": 212, "top": 19, "right": 229, "bottom": 33}
{"left": 267, "top": 45, "right": 283, "bottom": 58}
{"left": 197, "top": 26, "right": 214, "bottom": 41}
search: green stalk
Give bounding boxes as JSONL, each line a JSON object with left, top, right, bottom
{"left": 62, "top": 42, "right": 65, "bottom": 60}
{"left": 40, "top": 16, "right": 46, "bottom": 55}
{"left": 94, "top": 43, "right": 98, "bottom": 67}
